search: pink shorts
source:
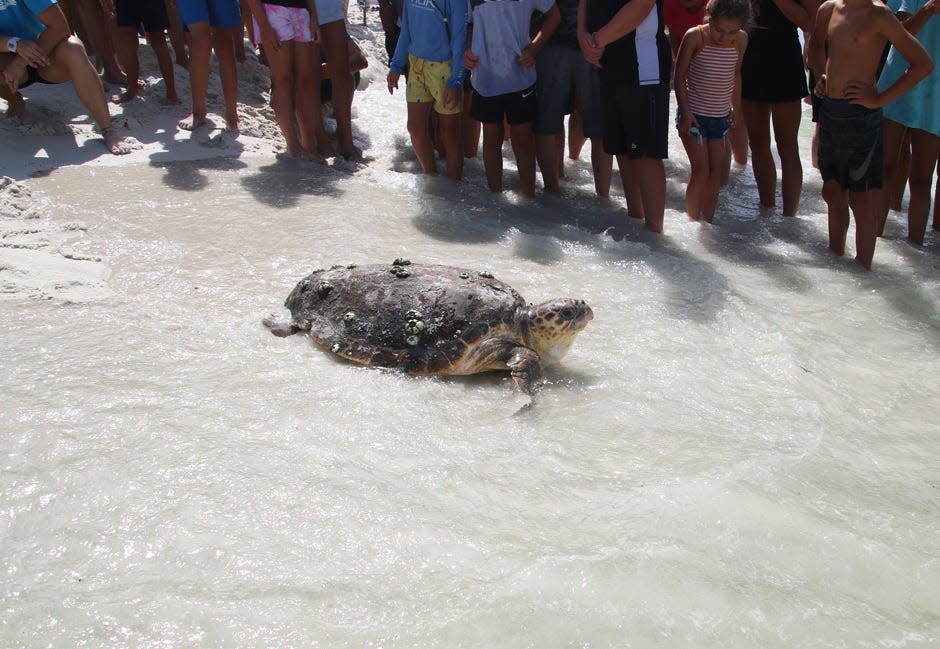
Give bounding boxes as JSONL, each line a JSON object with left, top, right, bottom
{"left": 251, "top": 4, "right": 315, "bottom": 43}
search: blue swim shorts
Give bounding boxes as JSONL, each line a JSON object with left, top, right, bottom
{"left": 177, "top": 0, "right": 242, "bottom": 29}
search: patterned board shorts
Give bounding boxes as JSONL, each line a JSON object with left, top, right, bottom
{"left": 406, "top": 55, "right": 461, "bottom": 116}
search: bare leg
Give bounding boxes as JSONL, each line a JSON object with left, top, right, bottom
{"left": 302, "top": 40, "right": 334, "bottom": 157}
{"left": 590, "top": 137, "right": 612, "bottom": 198}
{"left": 212, "top": 26, "right": 240, "bottom": 131}
{"left": 850, "top": 189, "right": 878, "bottom": 269}
{"left": 293, "top": 40, "right": 327, "bottom": 163}
{"left": 615, "top": 154, "right": 645, "bottom": 220}
{"left": 879, "top": 118, "right": 908, "bottom": 235}
{"left": 164, "top": 0, "right": 189, "bottom": 68}
{"left": 743, "top": 99, "right": 776, "bottom": 209}
{"left": 320, "top": 20, "right": 360, "bottom": 159}
{"left": 234, "top": 0, "right": 249, "bottom": 62}
{"left": 729, "top": 116, "right": 747, "bottom": 166}
{"left": 0, "top": 67, "right": 26, "bottom": 117}
{"left": 407, "top": 100, "right": 437, "bottom": 174}
{"left": 568, "top": 107, "right": 586, "bottom": 160}
{"left": 536, "top": 133, "right": 561, "bottom": 194}
{"left": 69, "top": 0, "right": 127, "bottom": 84}
{"left": 0, "top": 90, "right": 26, "bottom": 119}
{"left": 39, "top": 36, "right": 133, "bottom": 154}
{"left": 810, "top": 122, "right": 819, "bottom": 170}
{"left": 115, "top": 27, "right": 141, "bottom": 103}
{"left": 267, "top": 39, "right": 307, "bottom": 157}
{"left": 681, "top": 132, "right": 708, "bottom": 221}
{"left": 628, "top": 157, "right": 665, "bottom": 233}
{"left": 482, "top": 121, "right": 504, "bottom": 193}
{"left": 822, "top": 179, "right": 849, "bottom": 257}
{"left": 146, "top": 30, "right": 179, "bottom": 103}
{"left": 509, "top": 121, "right": 537, "bottom": 198}
{"left": 439, "top": 112, "right": 462, "bottom": 181}
{"left": 179, "top": 21, "right": 211, "bottom": 130}
{"left": 771, "top": 100, "right": 803, "bottom": 216}
{"left": 906, "top": 128, "right": 940, "bottom": 246}
{"left": 461, "top": 91, "right": 480, "bottom": 158}
{"left": 889, "top": 129, "right": 911, "bottom": 211}
{"left": 702, "top": 138, "right": 727, "bottom": 223}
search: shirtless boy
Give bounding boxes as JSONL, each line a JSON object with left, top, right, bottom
{"left": 807, "top": 0, "right": 933, "bottom": 269}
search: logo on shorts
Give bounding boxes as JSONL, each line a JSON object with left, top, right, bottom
{"left": 849, "top": 143, "right": 877, "bottom": 184}
{"left": 521, "top": 89, "right": 534, "bottom": 99}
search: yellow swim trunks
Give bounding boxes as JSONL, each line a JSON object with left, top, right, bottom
{"left": 406, "top": 54, "right": 461, "bottom": 116}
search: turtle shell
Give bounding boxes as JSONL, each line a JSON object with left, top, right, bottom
{"left": 283, "top": 262, "right": 527, "bottom": 374}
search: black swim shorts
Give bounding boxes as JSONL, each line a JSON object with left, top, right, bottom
{"left": 818, "top": 97, "right": 883, "bottom": 193}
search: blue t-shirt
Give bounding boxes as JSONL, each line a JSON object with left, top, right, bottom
{"left": 0, "top": 0, "right": 56, "bottom": 40}
{"left": 469, "top": 0, "right": 557, "bottom": 97}
{"left": 390, "top": 0, "right": 468, "bottom": 89}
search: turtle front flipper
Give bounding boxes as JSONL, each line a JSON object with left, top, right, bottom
{"left": 263, "top": 314, "right": 310, "bottom": 338}
{"left": 504, "top": 346, "right": 542, "bottom": 395}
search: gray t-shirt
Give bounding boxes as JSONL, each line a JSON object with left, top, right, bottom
{"left": 469, "top": 0, "right": 557, "bottom": 97}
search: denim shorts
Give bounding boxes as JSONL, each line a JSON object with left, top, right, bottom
{"left": 677, "top": 112, "right": 731, "bottom": 141}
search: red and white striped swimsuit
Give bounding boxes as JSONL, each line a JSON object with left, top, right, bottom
{"left": 686, "top": 24, "right": 739, "bottom": 118}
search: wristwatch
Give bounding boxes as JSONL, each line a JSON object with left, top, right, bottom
{"left": 6, "top": 37, "right": 19, "bottom": 53}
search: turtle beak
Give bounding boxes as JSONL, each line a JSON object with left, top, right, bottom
{"left": 580, "top": 300, "right": 593, "bottom": 323}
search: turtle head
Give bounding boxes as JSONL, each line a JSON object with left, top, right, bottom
{"left": 519, "top": 299, "right": 593, "bottom": 364}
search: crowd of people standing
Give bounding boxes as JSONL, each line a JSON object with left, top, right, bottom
{"left": 1, "top": 0, "right": 939, "bottom": 269}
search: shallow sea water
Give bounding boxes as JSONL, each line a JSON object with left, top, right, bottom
{"left": 3, "top": 77, "right": 940, "bottom": 646}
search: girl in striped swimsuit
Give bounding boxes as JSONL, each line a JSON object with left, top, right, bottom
{"left": 673, "top": 0, "right": 750, "bottom": 222}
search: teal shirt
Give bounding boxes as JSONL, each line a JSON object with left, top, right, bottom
{"left": 877, "top": 0, "right": 940, "bottom": 137}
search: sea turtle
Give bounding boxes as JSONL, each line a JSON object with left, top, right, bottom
{"left": 264, "top": 261, "right": 593, "bottom": 394}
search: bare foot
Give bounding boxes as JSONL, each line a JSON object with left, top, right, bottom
{"left": 178, "top": 112, "right": 208, "bottom": 131}
{"left": 224, "top": 110, "right": 240, "bottom": 134}
{"left": 116, "top": 88, "right": 139, "bottom": 104}
{"left": 163, "top": 95, "right": 181, "bottom": 106}
{"left": 104, "top": 70, "right": 128, "bottom": 85}
{"left": 102, "top": 126, "right": 133, "bottom": 155}
{"left": 296, "top": 149, "right": 328, "bottom": 165}
{"left": 339, "top": 142, "right": 363, "bottom": 161}
{"left": 5, "top": 92, "right": 25, "bottom": 119}
{"left": 316, "top": 138, "right": 336, "bottom": 158}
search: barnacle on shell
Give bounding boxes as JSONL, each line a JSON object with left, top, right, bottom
{"left": 315, "top": 282, "right": 334, "bottom": 298}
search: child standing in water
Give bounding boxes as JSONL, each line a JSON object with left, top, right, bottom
{"left": 673, "top": 0, "right": 749, "bottom": 222}
{"left": 464, "top": 0, "right": 561, "bottom": 197}
{"left": 807, "top": 0, "right": 933, "bottom": 268}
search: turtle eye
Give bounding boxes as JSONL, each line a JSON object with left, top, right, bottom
{"left": 560, "top": 307, "right": 576, "bottom": 320}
